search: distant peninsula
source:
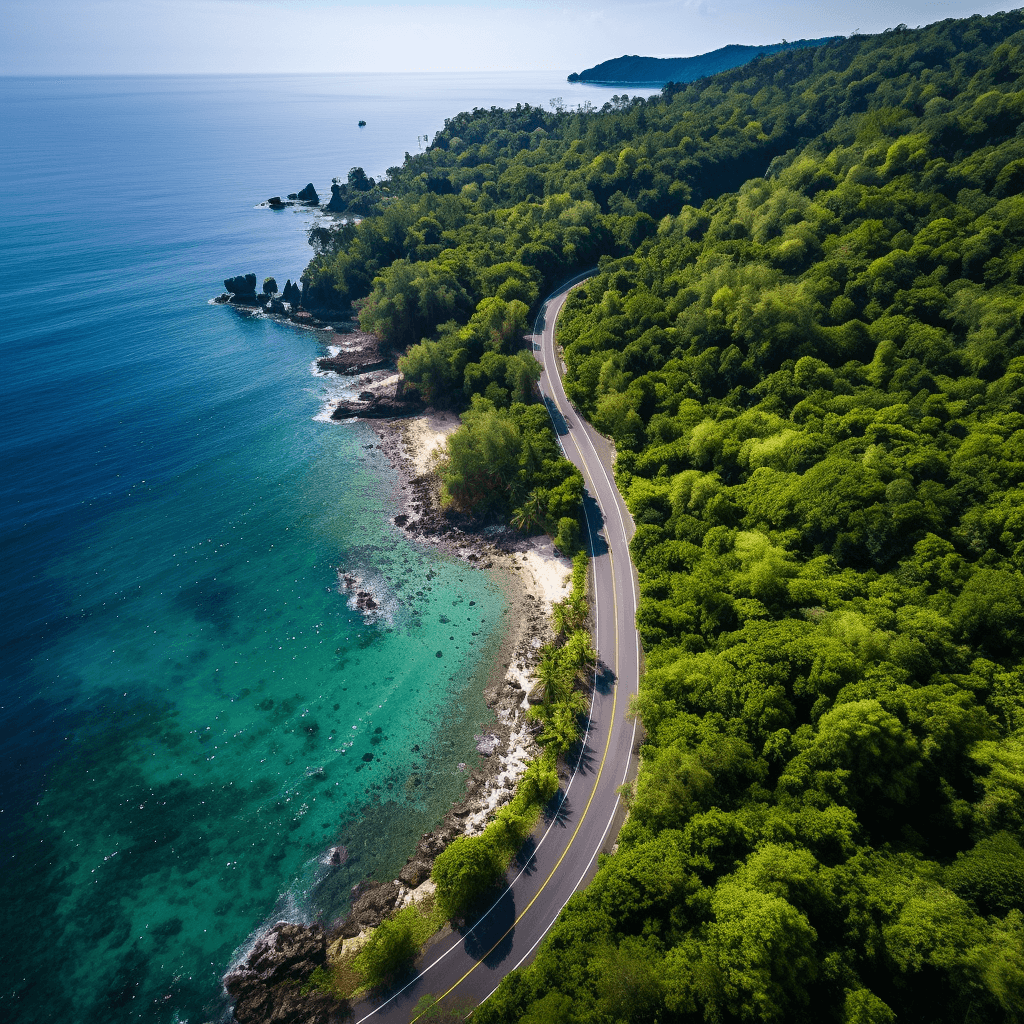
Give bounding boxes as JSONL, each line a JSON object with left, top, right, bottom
{"left": 567, "top": 36, "right": 842, "bottom": 84}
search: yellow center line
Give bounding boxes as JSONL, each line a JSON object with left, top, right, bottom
{"left": 418, "top": 327, "right": 622, "bottom": 1018}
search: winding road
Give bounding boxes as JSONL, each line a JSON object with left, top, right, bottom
{"left": 353, "top": 272, "right": 641, "bottom": 1022}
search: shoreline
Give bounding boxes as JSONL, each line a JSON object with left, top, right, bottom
{"left": 225, "top": 406, "right": 573, "bottom": 1022}
{"left": 368, "top": 411, "right": 573, "bottom": 855}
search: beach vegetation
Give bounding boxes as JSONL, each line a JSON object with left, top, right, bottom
{"left": 352, "top": 905, "right": 420, "bottom": 989}
{"left": 432, "top": 754, "right": 560, "bottom": 921}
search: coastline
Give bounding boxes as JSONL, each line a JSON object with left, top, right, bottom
{"left": 368, "top": 410, "right": 573, "bottom": 853}
{"left": 225, "top": 406, "right": 573, "bottom": 1022}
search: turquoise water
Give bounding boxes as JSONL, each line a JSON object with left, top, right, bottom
{"left": 0, "top": 73, "right": 652, "bottom": 1023}
{"left": 2, "top": 303, "right": 510, "bottom": 1022}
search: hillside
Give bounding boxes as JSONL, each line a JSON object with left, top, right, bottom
{"left": 302, "top": 12, "right": 1024, "bottom": 1022}
{"left": 567, "top": 37, "right": 842, "bottom": 84}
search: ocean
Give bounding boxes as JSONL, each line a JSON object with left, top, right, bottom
{"left": 0, "top": 72, "right": 654, "bottom": 1023}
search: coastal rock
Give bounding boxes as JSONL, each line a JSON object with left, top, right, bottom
{"left": 398, "top": 858, "right": 432, "bottom": 888}
{"left": 326, "top": 182, "right": 348, "bottom": 213}
{"left": 297, "top": 183, "right": 320, "bottom": 204}
{"left": 228, "top": 923, "right": 326, "bottom": 989}
{"left": 267, "top": 196, "right": 286, "bottom": 208}
{"left": 224, "top": 923, "right": 346, "bottom": 1024}
{"left": 338, "top": 880, "right": 401, "bottom": 935}
{"left": 476, "top": 733, "right": 501, "bottom": 757}
{"left": 316, "top": 331, "right": 391, "bottom": 376}
{"left": 283, "top": 280, "right": 301, "bottom": 305}
{"left": 318, "top": 355, "right": 390, "bottom": 376}
{"left": 331, "top": 393, "right": 426, "bottom": 420}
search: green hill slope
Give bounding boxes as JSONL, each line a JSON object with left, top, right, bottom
{"left": 302, "top": 14, "right": 1024, "bottom": 1020}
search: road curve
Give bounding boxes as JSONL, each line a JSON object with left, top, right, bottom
{"left": 352, "top": 273, "right": 641, "bottom": 1023}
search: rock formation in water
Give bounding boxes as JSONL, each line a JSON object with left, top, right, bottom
{"left": 297, "top": 183, "right": 319, "bottom": 204}
{"left": 326, "top": 182, "right": 348, "bottom": 213}
{"left": 223, "top": 274, "right": 260, "bottom": 305}
{"left": 224, "top": 923, "right": 347, "bottom": 1024}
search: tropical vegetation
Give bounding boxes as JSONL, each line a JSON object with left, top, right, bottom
{"left": 301, "top": 11, "right": 1024, "bottom": 1021}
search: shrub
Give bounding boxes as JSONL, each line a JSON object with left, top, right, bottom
{"left": 354, "top": 908, "right": 419, "bottom": 989}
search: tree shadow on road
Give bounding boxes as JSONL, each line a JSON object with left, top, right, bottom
{"left": 543, "top": 394, "right": 572, "bottom": 437}
{"left": 582, "top": 492, "right": 609, "bottom": 557}
{"left": 594, "top": 661, "right": 615, "bottom": 696}
{"left": 460, "top": 884, "right": 516, "bottom": 968}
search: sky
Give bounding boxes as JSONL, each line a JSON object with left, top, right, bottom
{"left": 1, "top": 0, "right": 1016, "bottom": 75}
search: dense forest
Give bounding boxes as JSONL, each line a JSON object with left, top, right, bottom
{"left": 302, "top": 11, "right": 1024, "bottom": 1023}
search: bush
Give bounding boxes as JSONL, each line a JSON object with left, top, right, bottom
{"left": 354, "top": 909, "right": 419, "bottom": 989}
{"left": 554, "top": 516, "right": 581, "bottom": 556}
{"left": 432, "top": 833, "right": 507, "bottom": 922}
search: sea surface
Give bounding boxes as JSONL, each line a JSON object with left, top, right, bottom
{"left": 0, "top": 72, "right": 656, "bottom": 1023}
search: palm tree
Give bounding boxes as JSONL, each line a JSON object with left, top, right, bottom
{"left": 511, "top": 489, "right": 545, "bottom": 533}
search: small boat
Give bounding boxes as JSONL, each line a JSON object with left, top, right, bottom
{"left": 358, "top": 120, "right": 366, "bottom": 127}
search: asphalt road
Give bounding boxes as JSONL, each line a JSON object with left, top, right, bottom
{"left": 352, "top": 272, "right": 641, "bottom": 1023}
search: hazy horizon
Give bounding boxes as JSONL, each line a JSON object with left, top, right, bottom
{"left": 2, "top": 1, "right": 1014, "bottom": 76}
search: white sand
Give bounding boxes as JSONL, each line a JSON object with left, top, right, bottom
{"left": 403, "top": 411, "right": 461, "bottom": 476}
{"left": 511, "top": 538, "right": 573, "bottom": 614}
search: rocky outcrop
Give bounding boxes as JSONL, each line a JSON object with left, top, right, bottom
{"left": 326, "top": 182, "right": 348, "bottom": 213}
{"left": 331, "top": 391, "right": 425, "bottom": 421}
{"left": 267, "top": 197, "right": 286, "bottom": 208}
{"left": 285, "top": 184, "right": 320, "bottom": 204}
{"left": 224, "top": 274, "right": 260, "bottom": 305}
{"left": 282, "top": 280, "right": 302, "bottom": 305}
{"left": 476, "top": 733, "right": 501, "bottom": 757}
{"left": 319, "top": 354, "right": 390, "bottom": 376}
{"left": 316, "top": 332, "right": 389, "bottom": 375}
{"left": 334, "top": 881, "right": 402, "bottom": 939}
{"left": 224, "top": 923, "right": 347, "bottom": 1024}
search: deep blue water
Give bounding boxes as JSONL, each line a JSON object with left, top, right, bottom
{"left": 0, "top": 72, "right": 651, "bottom": 1023}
